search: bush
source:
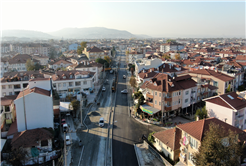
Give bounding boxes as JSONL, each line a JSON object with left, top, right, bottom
{"left": 148, "top": 132, "right": 155, "bottom": 143}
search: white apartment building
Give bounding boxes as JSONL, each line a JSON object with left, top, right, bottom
{"left": 160, "top": 42, "right": 184, "bottom": 53}
{"left": 128, "top": 51, "right": 144, "bottom": 64}
{"left": 135, "top": 58, "right": 163, "bottom": 76}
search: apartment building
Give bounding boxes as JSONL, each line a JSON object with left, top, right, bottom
{"left": 32, "top": 54, "right": 49, "bottom": 66}
{"left": 0, "top": 58, "right": 9, "bottom": 78}
{"left": 204, "top": 92, "right": 246, "bottom": 130}
{"left": 10, "top": 43, "right": 51, "bottom": 56}
{"left": 48, "top": 59, "right": 72, "bottom": 70}
{"left": 83, "top": 46, "right": 104, "bottom": 60}
{"left": 135, "top": 58, "right": 162, "bottom": 76}
{"left": 7, "top": 54, "right": 40, "bottom": 72}
{"left": 50, "top": 70, "right": 96, "bottom": 96}
{"left": 160, "top": 42, "right": 184, "bottom": 53}
{"left": 1, "top": 95, "right": 17, "bottom": 138}
{"left": 140, "top": 73, "right": 197, "bottom": 118}
{"left": 128, "top": 51, "right": 144, "bottom": 64}
{"left": 177, "top": 117, "right": 245, "bottom": 165}
{"left": 1, "top": 71, "right": 46, "bottom": 97}
{"left": 74, "top": 61, "right": 103, "bottom": 84}
{"left": 187, "top": 69, "right": 236, "bottom": 95}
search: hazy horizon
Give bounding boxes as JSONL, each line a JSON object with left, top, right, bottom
{"left": 1, "top": 1, "right": 245, "bottom": 38}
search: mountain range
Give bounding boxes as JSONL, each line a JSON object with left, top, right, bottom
{"left": 2, "top": 27, "right": 152, "bottom": 39}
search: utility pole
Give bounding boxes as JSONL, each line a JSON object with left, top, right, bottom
{"left": 80, "top": 93, "right": 83, "bottom": 126}
{"left": 64, "top": 132, "right": 67, "bottom": 166}
{"left": 22, "top": 88, "right": 27, "bottom": 130}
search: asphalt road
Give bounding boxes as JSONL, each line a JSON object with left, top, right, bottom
{"left": 72, "top": 73, "right": 115, "bottom": 166}
{"left": 112, "top": 53, "right": 164, "bottom": 166}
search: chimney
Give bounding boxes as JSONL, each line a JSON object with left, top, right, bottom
{"left": 150, "top": 69, "right": 152, "bottom": 72}
{"left": 146, "top": 73, "right": 148, "bottom": 77}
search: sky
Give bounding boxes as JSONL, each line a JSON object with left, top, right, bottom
{"left": 1, "top": 0, "right": 245, "bottom": 38}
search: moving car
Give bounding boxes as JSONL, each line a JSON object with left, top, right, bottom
{"left": 102, "top": 87, "right": 106, "bottom": 91}
{"left": 110, "top": 70, "right": 114, "bottom": 74}
{"left": 66, "top": 135, "right": 71, "bottom": 145}
{"left": 61, "top": 119, "right": 66, "bottom": 126}
{"left": 63, "top": 123, "right": 68, "bottom": 132}
{"left": 99, "top": 117, "right": 104, "bottom": 127}
{"left": 123, "top": 75, "right": 126, "bottom": 79}
{"left": 121, "top": 89, "right": 128, "bottom": 94}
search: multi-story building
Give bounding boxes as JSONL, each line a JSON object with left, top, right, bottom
{"left": 140, "top": 73, "right": 197, "bottom": 118}
{"left": 83, "top": 46, "right": 104, "bottom": 60}
{"left": 32, "top": 54, "right": 49, "bottom": 66}
{"left": 204, "top": 92, "right": 246, "bottom": 130}
{"left": 1, "top": 43, "right": 10, "bottom": 53}
{"left": 8, "top": 54, "right": 39, "bottom": 72}
{"left": 14, "top": 79, "right": 54, "bottom": 132}
{"left": 50, "top": 70, "right": 96, "bottom": 96}
{"left": 69, "top": 43, "right": 78, "bottom": 50}
{"left": 1, "top": 71, "right": 45, "bottom": 97}
{"left": 160, "top": 42, "right": 184, "bottom": 53}
{"left": 48, "top": 59, "right": 72, "bottom": 70}
{"left": 1, "top": 95, "right": 17, "bottom": 138}
{"left": 0, "top": 58, "right": 9, "bottom": 78}
{"left": 177, "top": 117, "right": 245, "bottom": 165}
{"left": 74, "top": 61, "right": 103, "bottom": 84}
{"left": 128, "top": 51, "right": 144, "bottom": 64}
{"left": 10, "top": 43, "right": 51, "bottom": 56}
{"left": 187, "top": 69, "right": 236, "bottom": 95}
{"left": 135, "top": 58, "right": 162, "bottom": 76}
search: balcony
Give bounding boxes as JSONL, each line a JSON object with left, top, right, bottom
{"left": 146, "top": 93, "right": 153, "bottom": 98}
{"left": 164, "top": 105, "right": 172, "bottom": 111}
{"left": 146, "top": 101, "right": 153, "bottom": 107}
{"left": 165, "top": 97, "right": 172, "bottom": 102}
{"left": 180, "top": 137, "right": 189, "bottom": 147}
{"left": 237, "top": 114, "right": 244, "bottom": 120}
{"left": 191, "top": 90, "right": 196, "bottom": 94}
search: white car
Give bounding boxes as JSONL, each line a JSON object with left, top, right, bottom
{"left": 123, "top": 75, "right": 126, "bottom": 79}
{"left": 99, "top": 117, "right": 104, "bottom": 127}
{"left": 102, "top": 87, "right": 106, "bottom": 91}
{"left": 66, "top": 135, "right": 71, "bottom": 145}
{"left": 63, "top": 123, "right": 68, "bottom": 132}
{"left": 121, "top": 89, "right": 128, "bottom": 94}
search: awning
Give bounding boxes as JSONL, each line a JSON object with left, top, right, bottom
{"left": 140, "top": 104, "right": 160, "bottom": 115}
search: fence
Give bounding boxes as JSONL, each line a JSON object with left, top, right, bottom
{"left": 143, "top": 140, "right": 172, "bottom": 166}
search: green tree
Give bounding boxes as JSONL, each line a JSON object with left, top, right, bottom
{"left": 104, "top": 56, "right": 112, "bottom": 65}
{"left": 95, "top": 58, "right": 109, "bottom": 68}
{"left": 7, "top": 147, "right": 28, "bottom": 166}
{"left": 195, "top": 106, "right": 208, "bottom": 120}
{"left": 148, "top": 132, "right": 156, "bottom": 143}
{"left": 111, "top": 46, "right": 116, "bottom": 57}
{"left": 174, "top": 53, "right": 181, "bottom": 60}
{"left": 77, "top": 42, "right": 87, "bottom": 54}
{"left": 162, "top": 54, "right": 171, "bottom": 59}
{"left": 166, "top": 39, "right": 176, "bottom": 43}
{"left": 60, "top": 54, "right": 66, "bottom": 59}
{"left": 49, "top": 47, "right": 56, "bottom": 60}
{"left": 193, "top": 122, "right": 243, "bottom": 166}
{"left": 226, "top": 84, "right": 231, "bottom": 93}
{"left": 26, "top": 59, "right": 35, "bottom": 71}
{"left": 69, "top": 99, "right": 80, "bottom": 116}
{"left": 129, "top": 76, "right": 137, "bottom": 88}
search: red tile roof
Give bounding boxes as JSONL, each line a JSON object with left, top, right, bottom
{"left": 1, "top": 95, "right": 18, "bottom": 106}
{"left": 16, "top": 87, "right": 50, "bottom": 100}
{"left": 87, "top": 46, "right": 103, "bottom": 53}
{"left": 11, "top": 128, "right": 53, "bottom": 149}
{"left": 153, "top": 128, "right": 182, "bottom": 150}
{"left": 177, "top": 117, "right": 244, "bottom": 142}
{"left": 205, "top": 92, "right": 246, "bottom": 110}
{"left": 189, "top": 69, "right": 234, "bottom": 82}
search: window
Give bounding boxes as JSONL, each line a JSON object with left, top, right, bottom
{"left": 9, "top": 92, "right": 12, "bottom": 95}
{"left": 179, "top": 91, "right": 181, "bottom": 95}
{"left": 69, "top": 82, "right": 73, "bottom": 87}
{"left": 190, "top": 137, "right": 198, "bottom": 149}
{"left": 75, "top": 81, "right": 81, "bottom": 86}
{"left": 155, "top": 100, "right": 157, "bottom": 105}
{"left": 159, "top": 93, "right": 161, "bottom": 97}
{"left": 83, "top": 81, "right": 87, "bottom": 85}
{"left": 63, "top": 83, "right": 66, "bottom": 87}
{"left": 41, "top": 140, "right": 48, "bottom": 146}
{"left": 8, "top": 85, "right": 12, "bottom": 89}
{"left": 53, "top": 84, "right": 56, "bottom": 88}
{"left": 14, "top": 84, "right": 21, "bottom": 89}
{"left": 155, "top": 92, "right": 157, "bottom": 96}
{"left": 185, "top": 91, "right": 189, "bottom": 95}
{"left": 159, "top": 102, "right": 161, "bottom": 106}
{"left": 2, "top": 85, "right": 6, "bottom": 89}
{"left": 213, "top": 81, "right": 218, "bottom": 87}
{"left": 70, "top": 75, "right": 73, "bottom": 78}
{"left": 185, "top": 99, "right": 188, "bottom": 103}
{"left": 58, "top": 83, "right": 61, "bottom": 87}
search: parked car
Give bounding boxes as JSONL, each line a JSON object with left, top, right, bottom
{"left": 110, "top": 70, "right": 114, "bottom": 74}
{"left": 121, "top": 89, "right": 128, "bottom": 94}
{"left": 63, "top": 123, "right": 68, "bottom": 132}
{"left": 99, "top": 117, "right": 104, "bottom": 127}
{"left": 66, "top": 136, "right": 71, "bottom": 145}
{"left": 123, "top": 75, "right": 126, "bottom": 79}
{"left": 66, "top": 112, "right": 70, "bottom": 116}
{"left": 61, "top": 119, "right": 66, "bottom": 126}
{"left": 102, "top": 87, "right": 106, "bottom": 92}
